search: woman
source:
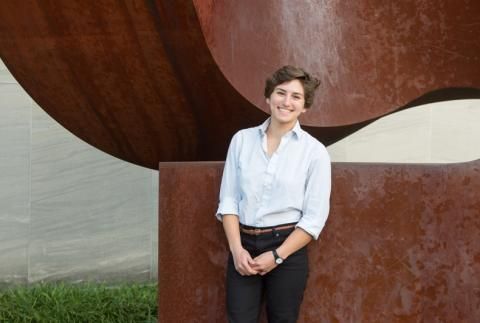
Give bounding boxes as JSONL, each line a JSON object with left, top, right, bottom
{"left": 216, "top": 65, "right": 331, "bottom": 323}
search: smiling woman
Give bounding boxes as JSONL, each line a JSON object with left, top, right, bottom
{"left": 216, "top": 66, "right": 330, "bottom": 323}
{"left": 267, "top": 80, "right": 306, "bottom": 129}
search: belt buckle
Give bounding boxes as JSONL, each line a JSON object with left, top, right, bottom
{"left": 254, "top": 228, "right": 262, "bottom": 235}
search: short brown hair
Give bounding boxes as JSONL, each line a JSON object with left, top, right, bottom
{"left": 264, "top": 65, "right": 321, "bottom": 108}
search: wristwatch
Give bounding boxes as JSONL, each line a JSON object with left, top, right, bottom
{"left": 272, "top": 249, "right": 284, "bottom": 265}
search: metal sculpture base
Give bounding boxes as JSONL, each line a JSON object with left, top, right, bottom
{"left": 158, "top": 161, "right": 480, "bottom": 322}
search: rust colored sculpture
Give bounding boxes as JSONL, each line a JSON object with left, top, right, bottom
{"left": 0, "top": 1, "right": 479, "bottom": 167}
{"left": 195, "top": 0, "right": 480, "bottom": 126}
{"left": 1, "top": 1, "right": 480, "bottom": 321}
{"left": 158, "top": 161, "right": 480, "bottom": 322}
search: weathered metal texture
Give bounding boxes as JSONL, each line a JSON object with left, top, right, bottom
{"left": 1, "top": 1, "right": 479, "bottom": 167}
{"left": 195, "top": 0, "right": 480, "bottom": 126}
{"left": 158, "top": 161, "right": 480, "bottom": 322}
{"left": 0, "top": 1, "right": 265, "bottom": 167}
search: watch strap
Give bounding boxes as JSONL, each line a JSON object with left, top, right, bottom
{"left": 272, "top": 249, "right": 284, "bottom": 264}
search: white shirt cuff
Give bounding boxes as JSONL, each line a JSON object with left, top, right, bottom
{"left": 216, "top": 197, "right": 239, "bottom": 221}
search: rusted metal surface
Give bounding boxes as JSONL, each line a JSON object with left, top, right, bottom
{"left": 1, "top": 1, "right": 479, "bottom": 167}
{"left": 158, "top": 161, "right": 480, "bottom": 322}
{"left": 195, "top": 0, "right": 480, "bottom": 126}
{"left": 0, "top": 1, "right": 265, "bottom": 167}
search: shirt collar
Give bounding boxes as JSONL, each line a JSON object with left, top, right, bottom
{"left": 259, "top": 118, "right": 270, "bottom": 136}
{"left": 258, "top": 117, "right": 303, "bottom": 140}
{"left": 291, "top": 120, "right": 303, "bottom": 139}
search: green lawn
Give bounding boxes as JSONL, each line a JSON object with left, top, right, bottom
{"left": 0, "top": 282, "right": 157, "bottom": 322}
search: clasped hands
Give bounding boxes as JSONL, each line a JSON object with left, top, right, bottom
{"left": 232, "top": 247, "right": 279, "bottom": 276}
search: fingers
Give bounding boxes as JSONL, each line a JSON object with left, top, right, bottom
{"left": 233, "top": 249, "right": 278, "bottom": 276}
{"left": 237, "top": 261, "right": 257, "bottom": 276}
{"left": 237, "top": 263, "right": 257, "bottom": 276}
{"left": 234, "top": 250, "right": 258, "bottom": 276}
{"left": 244, "top": 256, "right": 258, "bottom": 275}
{"left": 251, "top": 253, "right": 275, "bottom": 275}
{"left": 253, "top": 264, "right": 271, "bottom": 276}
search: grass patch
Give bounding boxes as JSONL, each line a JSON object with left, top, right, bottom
{"left": 0, "top": 282, "right": 157, "bottom": 322}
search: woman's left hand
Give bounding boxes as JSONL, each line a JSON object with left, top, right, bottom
{"left": 252, "top": 251, "right": 277, "bottom": 276}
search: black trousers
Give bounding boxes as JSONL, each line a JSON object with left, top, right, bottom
{"left": 226, "top": 226, "right": 308, "bottom": 323}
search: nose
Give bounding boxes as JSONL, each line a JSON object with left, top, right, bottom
{"left": 283, "top": 94, "right": 292, "bottom": 106}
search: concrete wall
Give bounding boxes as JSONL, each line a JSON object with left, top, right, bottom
{"left": 328, "top": 100, "right": 480, "bottom": 163}
{"left": 0, "top": 59, "right": 158, "bottom": 285}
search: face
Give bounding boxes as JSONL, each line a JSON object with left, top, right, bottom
{"left": 266, "top": 79, "right": 306, "bottom": 127}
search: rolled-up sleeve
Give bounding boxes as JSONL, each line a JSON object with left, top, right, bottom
{"left": 296, "top": 147, "right": 331, "bottom": 239}
{"left": 216, "top": 132, "right": 242, "bottom": 221}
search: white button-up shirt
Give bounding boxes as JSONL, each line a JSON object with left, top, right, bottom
{"left": 216, "top": 118, "right": 331, "bottom": 239}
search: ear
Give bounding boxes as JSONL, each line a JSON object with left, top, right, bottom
{"left": 301, "top": 108, "right": 307, "bottom": 113}
{"left": 266, "top": 98, "right": 270, "bottom": 105}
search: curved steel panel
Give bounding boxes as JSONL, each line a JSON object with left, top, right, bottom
{"left": 0, "top": 1, "right": 479, "bottom": 166}
{"left": 195, "top": 0, "right": 480, "bottom": 126}
{"left": 0, "top": 1, "right": 265, "bottom": 167}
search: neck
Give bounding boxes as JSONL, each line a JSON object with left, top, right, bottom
{"left": 267, "top": 118, "right": 297, "bottom": 138}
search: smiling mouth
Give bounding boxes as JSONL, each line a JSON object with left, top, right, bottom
{"left": 278, "top": 106, "right": 294, "bottom": 112}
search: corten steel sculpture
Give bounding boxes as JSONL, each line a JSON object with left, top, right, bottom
{"left": 159, "top": 162, "right": 480, "bottom": 322}
{"left": 0, "top": 1, "right": 479, "bottom": 167}
{"left": 1, "top": 0, "right": 480, "bottom": 322}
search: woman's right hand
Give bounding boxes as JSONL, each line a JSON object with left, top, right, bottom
{"left": 231, "top": 247, "right": 258, "bottom": 276}
{"left": 221, "top": 215, "right": 257, "bottom": 275}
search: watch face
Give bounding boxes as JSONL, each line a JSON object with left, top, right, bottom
{"left": 275, "top": 258, "right": 283, "bottom": 264}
